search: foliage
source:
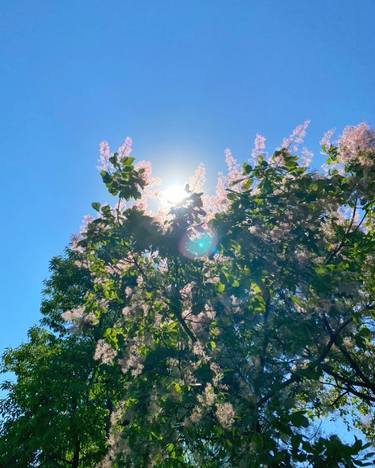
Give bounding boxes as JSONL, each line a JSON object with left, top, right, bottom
{"left": 1, "top": 124, "right": 375, "bottom": 466}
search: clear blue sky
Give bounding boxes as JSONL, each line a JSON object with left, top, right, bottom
{"left": 1, "top": 0, "right": 374, "bottom": 376}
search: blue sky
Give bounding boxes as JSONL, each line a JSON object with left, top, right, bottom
{"left": 1, "top": 0, "right": 374, "bottom": 399}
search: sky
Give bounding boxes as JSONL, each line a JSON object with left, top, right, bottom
{"left": 0, "top": 0, "right": 374, "bottom": 438}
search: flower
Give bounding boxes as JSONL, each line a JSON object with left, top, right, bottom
{"left": 188, "top": 163, "right": 206, "bottom": 193}
{"left": 125, "top": 287, "right": 133, "bottom": 297}
{"left": 61, "top": 307, "right": 85, "bottom": 322}
{"left": 338, "top": 122, "right": 375, "bottom": 167}
{"left": 301, "top": 147, "right": 313, "bottom": 167}
{"left": 70, "top": 234, "right": 85, "bottom": 254}
{"left": 80, "top": 215, "right": 94, "bottom": 236}
{"left": 197, "top": 383, "right": 216, "bottom": 407}
{"left": 215, "top": 402, "right": 236, "bottom": 428}
{"left": 225, "top": 148, "right": 242, "bottom": 186}
{"left": 131, "top": 363, "right": 144, "bottom": 377}
{"left": 135, "top": 160, "right": 152, "bottom": 185}
{"left": 320, "top": 128, "right": 335, "bottom": 149}
{"left": 192, "top": 341, "right": 206, "bottom": 357}
{"left": 133, "top": 160, "right": 161, "bottom": 213}
{"left": 282, "top": 120, "right": 310, "bottom": 150}
{"left": 94, "top": 339, "right": 117, "bottom": 364}
{"left": 98, "top": 141, "right": 111, "bottom": 172}
{"left": 251, "top": 133, "right": 266, "bottom": 163}
{"left": 189, "top": 406, "right": 203, "bottom": 423}
{"left": 118, "top": 136, "right": 133, "bottom": 159}
{"left": 202, "top": 173, "right": 229, "bottom": 221}
{"left": 180, "top": 282, "right": 194, "bottom": 298}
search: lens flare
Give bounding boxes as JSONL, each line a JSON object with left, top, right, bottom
{"left": 179, "top": 230, "right": 218, "bottom": 259}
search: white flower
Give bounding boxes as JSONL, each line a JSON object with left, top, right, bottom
{"left": 215, "top": 402, "right": 236, "bottom": 428}
{"left": 94, "top": 339, "right": 116, "bottom": 365}
{"left": 338, "top": 122, "right": 375, "bottom": 167}
{"left": 192, "top": 341, "right": 206, "bottom": 357}
{"left": 190, "top": 406, "right": 203, "bottom": 424}
{"left": 125, "top": 287, "right": 133, "bottom": 297}
{"left": 61, "top": 307, "right": 85, "bottom": 322}
{"left": 197, "top": 383, "right": 216, "bottom": 407}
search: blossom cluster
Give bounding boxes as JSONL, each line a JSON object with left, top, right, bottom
{"left": 338, "top": 122, "right": 375, "bottom": 167}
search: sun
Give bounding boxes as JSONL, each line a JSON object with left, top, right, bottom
{"left": 160, "top": 184, "right": 188, "bottom": 206}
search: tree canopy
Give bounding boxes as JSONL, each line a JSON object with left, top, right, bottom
{"left": 1, "top": 123, "right": 375, "bottom": 467}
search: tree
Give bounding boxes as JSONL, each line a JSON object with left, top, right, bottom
{"left": 1, "top": 124, "right": 375, "bottom": 466}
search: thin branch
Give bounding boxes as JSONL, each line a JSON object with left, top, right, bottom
{"left": 325, "top": 199, "right": 367, "bottom": 264}
{"left": 322, "top": 314, "right": 375, "bottom": 393}
{"left": 257, "top": 316, "right": 353, "bottom": 406}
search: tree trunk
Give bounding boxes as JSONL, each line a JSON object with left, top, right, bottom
{"left": 72, "top": 438, "right": 80, "bottom": 468}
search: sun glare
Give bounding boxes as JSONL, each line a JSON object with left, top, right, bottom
{"left": 160, "top": 184, "right": 188, "bottom": 206}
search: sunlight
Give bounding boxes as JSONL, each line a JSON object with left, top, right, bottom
{"left": 160, "top": 184, "right": 188, "bottom": 206}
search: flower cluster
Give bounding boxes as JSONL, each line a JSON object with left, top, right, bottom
{"left": 251, "top": 133, "right": 266, "bottom": 163}
{"left": 188, "top": 163, "right": 206, "bottom": 193}
{"left": 94, "top": 339, "right": 117, "bottom": 365}
{"left": 281, "top": 120, "right": 310, "bottom": 151}
{"left": 215, "top": 402, "right": 236, "bottom": 428}
{"left": 338, "top": 122, "right": 375, "bottom": 167}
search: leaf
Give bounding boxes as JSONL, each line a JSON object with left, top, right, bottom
{"left": 122, "top": 156, "right": 135, "bottom": 166}
{"left": 290, "top": 412, "right": 309, "bottom": 428}
{"left": 242, "top": 178, "right": 252, "bottom": 191}
{"left": 91, "top": 202, "right": 101, "bottom": 211}
{"left": 217, "top": 282, "right": 225, "bottom": 293}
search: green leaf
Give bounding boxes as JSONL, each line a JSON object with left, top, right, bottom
{"left": 122, "top": 156, "right": 135, "bottom": 166}
{"left": 290, "top": 412, "right": 309, "bottom": 428}
{"left": 91, "top": 202, "right": 101, "bottom": 211}
{"left": 242, "top": 162, "right": 252, "bottom": 174}
{"left": 217, "top": 282, "right": 225, "bottom": 293}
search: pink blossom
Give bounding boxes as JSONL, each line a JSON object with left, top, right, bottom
{"left": 125, "top": 287, "right": 133, "bottom": 297}
{"left": 188, "top": 163, "right": 206, "bottom": 193}
{"left": 134, "top": 160, "right": 161, "bottom": 214}
{"left": 118, "top": 136, "right": 133, "bottom": 159}
{"left": 197, "top": 383, "right": 216, "bottom": 407}
{"left": 80, "top": 215, "right": 94, "bottom": 235}
{"left": 215, "top": 174, "right": 227, "bottom": 203}
{"left": 70, "top": 234, "right": 85, "bottom": 254}
{"left": 61, "top": 307, "right": 85, "bottom": 322}
{"left": 180, "top": 282, "right": 194, "bottom": 298}
{"left": 338, "top": 122, "right": 375, "bottom": 166}
{"left": 251, "top": 133, "right": 266, "bottom": 163}
{"left": 320, "top": 128, "right": 335, "bottom": 149}
{"left": 270, "top": 152, "right": 285, "bottom": 166}
{"left": 94, "top": 339, "right": 116, "bottom": 364}
{"left": 98, "top": 141, "right": 111, "bottom": 172}
{"left": 131, "top": 363, "right": 144, "bottom": 377}
{"left": 192, "top": 340, "right": 206, "bottom": 357}
{"left": 119, "top": 343, "right": 144, "bottom": 375}
{"left": 210, "top": 361, "right": 224, "bottom": 385}
{"left": 225, "top": 149, "right": 242, "bottom": 185}
{"left": 202, "top": 173, "right": 228, "bottom": 221}
{"left": 282, "top": 120, "right": 310, "bottom": 150}
{"left": 215, "top": 402, "right": 236, "bottom": 428}
{"left": 189, "top": 406, "right": 203, "bottom": 424}
{"left": 135, "top": 160, "right": 152, "bottom": 185}
{"left": 301, "top": 147, "right": 313, "bottom": 166}
{"left": 158, "top": 258, "right": 168, "bottom": 273}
